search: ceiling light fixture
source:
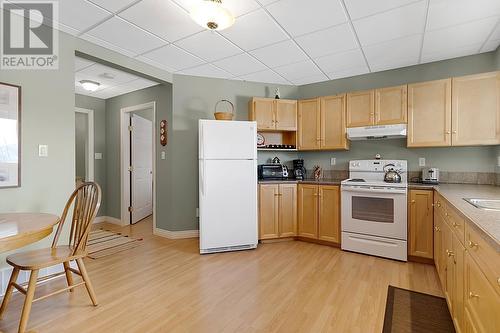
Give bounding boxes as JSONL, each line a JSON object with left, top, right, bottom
{"left": 80, "top": 80, "right": 100, "bottom": 92}
{"left": 190, "top": 0, "right": 234, "bottom": 31}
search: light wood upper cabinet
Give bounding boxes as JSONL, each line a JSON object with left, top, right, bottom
{"left": 347, "top": 90, "right": 375, "bottom": 127}
{"left": 451, "top": 71, "right": 500, "bottom": 146}
{"left": 298, "top": 98, "right": 321, "bottom": 150}
{"left": 249, "top": 98, "right": 275, "bottom": 130}
{"left": 375, "top": 85, "right": 407, "bottom": 125}
{"left": 297, "top": 184, "right": 318, "bottom": 239}
{"left": 318, "top": 185, "right": 340, "bottom": 243}
{"left": 259, "top": 184, "right": 297, "bottom": 240}
{"left": 408, "top": 190, "right": 434, "bottom": 259}
{"left": 259, "top": 184, "right": 279, "bottom": 240}
{"left": 275, "top": 99, "right": 298, "bottom": 131}
{"left": 321, "top": 95, "right": 349, "bottom": 150}
{"left": 278, "top": 183, "right": 297, "bottom": 238}
{"left": 408, "top": 79, "right": 452, "bottom": 147}
{"left": 249, "top": 98, "right": 297, "bottom": 131}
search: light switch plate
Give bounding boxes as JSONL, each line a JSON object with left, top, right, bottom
{"left": 330, "top": 157, "right": 336, "bottom": 166}
{"left": 95, "top": 153, "right": 103, "bottom": 160}
{"left": 161, "top": 151, "right": 166, "bottom": 160}
{"left": 419, "top": 157, "right": 426, "bottom": 167}
{"left": 38, "top": 145, "right": 48, "bottom": 157}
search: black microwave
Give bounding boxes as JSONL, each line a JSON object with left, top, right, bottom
{"left": 258, "top": 164, "right": 287, "bottom": 180}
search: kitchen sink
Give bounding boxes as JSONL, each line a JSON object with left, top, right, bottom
{"left": 463, "top": 198, "right": 500, "bottom": 211}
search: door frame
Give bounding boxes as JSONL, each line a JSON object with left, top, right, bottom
{"left": 75, "top": 107, "right": 94, "bottom": 181}
{"left": 120, "top": 101, "right": 156, "bottom": 230}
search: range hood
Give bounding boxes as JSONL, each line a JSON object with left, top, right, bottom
{"left": 347, "top": 124, "right": 407, "bottom": 141}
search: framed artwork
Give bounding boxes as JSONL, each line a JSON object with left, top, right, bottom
{"left": 0, "top": 82, "right": 21, "bottom": 188}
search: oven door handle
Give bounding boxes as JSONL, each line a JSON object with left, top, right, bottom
{"left": 341, "top": 186, "right": 407, "bottom": 195}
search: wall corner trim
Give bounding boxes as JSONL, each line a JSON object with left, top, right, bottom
{"left": 94, "top": 216, "right": 126, "bottom": 226}
{"left": 153, "top": 228, "right": 199, "bottom": 239}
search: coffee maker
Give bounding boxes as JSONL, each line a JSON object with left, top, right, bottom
{"left": 293, "top": 159, "right": 306, "bottom": 180}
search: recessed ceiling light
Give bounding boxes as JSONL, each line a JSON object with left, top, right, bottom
{"left": 190, "top": 0, "right": 234, "bottom": 31}
{"left": 80, "top": 80, "right": 100, "bottom": 92}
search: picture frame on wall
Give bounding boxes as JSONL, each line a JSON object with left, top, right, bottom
{"left": 0, "top": 82, "right": 21, "bottom": 188}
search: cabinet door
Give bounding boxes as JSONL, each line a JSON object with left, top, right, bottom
{"left": 452, "top": 233, "right": 465, "bottom": 333}
{"left": 250, "top": 98, "right": 275, "bottom": 130}
{"left": 320, "top": 95, "right": 349, "bottom": 150}
{"left": 408, "top": 79, "right": 452, "bottom": 147}
{"left": 298, "top": 98, "right": 321, "bottom": 150}
{"left": 375, "top": 85, "right": 407, "bottom": 125}
{"left": 452, "top": 71, "right": 500, "bottom": 146}
{"left": 298, "top": 184, "right": 318, "bottom": 239}
{"left": 275, "top": 99, "right": 297, "bottom": 131}
{"left": 442, "top": 220, "right": 454, "bottom": 307}
{"left": 408, "top": 190, "right": 434, "bottom": 259}
{"left": 318, "top": 185, "right": 340, "bottom": 243}
{"left": 347, "top": 90, "right": 375, "bottom": 127}
{"left": 278, "top": 183, "right": 297, "bottom": 237}
{"left": 258, "top": 184, "right": 279, "bottom": 239}
{"left": 434, "top": 214, "right": 445, "bottom": 287}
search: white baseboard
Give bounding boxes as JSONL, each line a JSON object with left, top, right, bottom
{"left": 94, "top": 216, "right": 125, "bottom": 226}
{"left": 154, "top": 227, "right": 199, "bottom": 239}
{"left": 0, "top": 261, "right": 78, "bottom": 297}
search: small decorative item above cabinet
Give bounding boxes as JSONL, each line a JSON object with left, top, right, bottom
{"left": 249, "top": 97, "right": 297, "bottom": 131}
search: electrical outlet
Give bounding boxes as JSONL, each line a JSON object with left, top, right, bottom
{"left": 161, "top": 151, "right": 166, "bottom": 160}
{"left": 419, "top": 157, "right": 426, "bottom": 167}
{"left": 330, "top": 157, "right": 336, "bottom": 166}
{"left": 38, "top": 145, "right": 48, "bottom": 157}
{"left": 94, "top": 153, "right": 103, "bottom": 160}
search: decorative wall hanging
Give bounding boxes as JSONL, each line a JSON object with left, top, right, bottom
{"left": 0, "top": 82, "right": 21, "bottom": 188}
{"left": 160, "top": 120, "right": 167, "bottom": 146}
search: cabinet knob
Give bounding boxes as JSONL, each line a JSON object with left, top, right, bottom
{"left": 452, "top": 130, "right": 457, "bottom": 134}
{"left": 497, "top": 277, "right": 500, "bottom": 286}
{"left": 434, "top": 226, "right": 440, "bottom": 232}
{"left": 453, "top": 222, "right": 460, "bottom": 228}
{"left": 411, "top": 200, "right": 416, "bottom": 204}
{"left": 446, "top": 249, "right": 454, "bottom": 257}
{"left": 469, "top": 291, "right": 480, "bottom": 299}
{"left": 468, "top": 240, "right": 478, "bottom": 249}
{"left": 445, "top": 130, "right": 451, "bottom": 134}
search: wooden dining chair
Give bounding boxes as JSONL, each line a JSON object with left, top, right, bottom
{"left": 0, "top": 182, "right": 101, "bottom": 333}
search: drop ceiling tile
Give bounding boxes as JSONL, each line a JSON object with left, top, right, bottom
{"left": 481, "top": 39, "right": 500, "bottom": 52}
{"left": 78, "top": 34, "right": 137, "bottom": 58}
{"left": 422, "top": 43, "right": 482, "bottom": 64}
{"left": 89, "top": 0, "right": 138, "bottom": 13}
{"left": 488, "top": 21, "right": 500, "bottom": 41}
{"left": 78, "top": 63, "right": 139, "bottom": 85}
{"left": 315, "top": 49, "right": 366, "bottom": 73}
{"left": 370, "top": 58, "right": 419, "bottom": 72}
{"left": 119, "top": 0, "right": 203, "bottom": 42}
{"left": 182, "top": 64, "right": 233, "bottom": 79}
{"left": 59, "top": 0, "right": 111, "bottom": 32}
{"left": 423, "top": 17, "right": 498, "bottom": 54}
{"left": 213, "top": 53, "right": 267, "bottom": 76}
{"left": 135, "top": 56, "right": 177, "bottom": 73}
{"left": 364, "top": 34, "right": 421, "bottom": 68}
{"left": 353, "top": 1, "right": 427, "bottom": 46}
{"left": 173, "top": 0, "right": 260, "bottom": 17}
{"left": 266, "top": 0, "right": 347, "bottom": 37}
{"left": 295, "top": 23, "right": 358, "bottom": 58}
{"left": 174, "top": 31, "right": 242, "bottom": 62}
{"left": 291, "top": 73, "right": 329, "bottom": 86}
{"left": 75, "top": 57, "right": 95, "bottom": 71}
{"left": 239, "top": 69, "right": 288, "bottom": 84}
{"left": 344, "top": 0, "right": 418, "bottom": 20}
{"left": 115, "top": 78, "right": 160, "bottom": 94}
{"left": 220, "top": 9, "right": 288, "bottom": 50}
{"left": 426, "top": 0, "right": 500, "bottom": 31}
{"left": 85, "top": 17, "right": 166, "bottom": 55}
{"left": 249, "top": 40, "right": 308, "bottom": 68}
{"left": 260, "top": 0, "right": 280, "bottom": 5}
{"left": 274, "top": 60, "right": 323, "bottom": 82}
{"left": 141, "top": 44, "right": 204, "bottom": 70}
{"left": 328, "top": 65, "right": 370, "bottom": 80}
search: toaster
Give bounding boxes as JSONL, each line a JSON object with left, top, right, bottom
{"left": 422, "top": 168, "right": 439, "bottom": 184}
{"left": 258, "top": 164, "right": 288, "bottom": 180}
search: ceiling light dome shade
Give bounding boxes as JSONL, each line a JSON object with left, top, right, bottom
{"left": 80, "top": 80, "right": 100, "bottom": 92}
{"left": 190, "top": 0, "right": 235, "bottom": 31}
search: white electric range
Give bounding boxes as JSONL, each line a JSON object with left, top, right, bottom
{"left": 341, "top": 160, "right": 408, "bottom": 261}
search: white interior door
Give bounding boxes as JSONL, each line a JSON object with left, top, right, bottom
{"left": 131, "top": 114, "right": 153, "bottom": 224}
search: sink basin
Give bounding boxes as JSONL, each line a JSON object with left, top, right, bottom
{"left": 463, "top": 198, "right": 500, "bottom": 211}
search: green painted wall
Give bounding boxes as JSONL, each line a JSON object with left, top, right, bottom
{"left": 75, "top": 94, "right": 107, "bottom": 216}
{"left": 104, "top": 84, "right": 173, "bottom": 231}
{"left": 171, "top": 75, "right": 298, "bottom": 231}
{"left": 75, "top": 112, "right": 88, "bottom": 179}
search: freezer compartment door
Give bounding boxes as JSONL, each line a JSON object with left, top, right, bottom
{"left": 199, "top": 159, "right": 258, "bottom": 252}
{"left": 199, "top": 120, "right": 257, "bottom": 160}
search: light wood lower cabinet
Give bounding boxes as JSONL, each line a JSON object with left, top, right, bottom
{"left": 408, "top": 189, "right": 434, "bottom": 259}
{"left": 258, "top": 184, "right": 296, "bottom": 240}
{"left": 298, "top": 184, "right": 340, "bottom": 244}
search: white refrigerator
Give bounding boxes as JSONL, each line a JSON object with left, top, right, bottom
{"left": 199, "top": 120, "right": 258, "bottom": 254}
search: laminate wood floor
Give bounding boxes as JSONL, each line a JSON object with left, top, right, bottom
{"left": 0, "top": 218, "right": 442, "bottom": 333}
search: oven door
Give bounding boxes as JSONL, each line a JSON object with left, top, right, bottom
{"left": 341, "top": 185, "right": 407, "bottom": 240}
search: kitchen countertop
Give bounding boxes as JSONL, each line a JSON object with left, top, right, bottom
{"left": 258, "top": 178, "right": 342, "bottom": 185}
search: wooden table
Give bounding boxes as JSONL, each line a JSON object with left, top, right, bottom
{"left": 0, "top": 213, "right": 60, "bottom": 253}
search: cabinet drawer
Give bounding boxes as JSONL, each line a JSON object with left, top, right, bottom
{"left": 444, "top": 203, "right": 465, "bottom": 245}
{"left": 464, "top": 254, "right": 500, "bottom": 333}
{"left": 465, "top": 223, "right": 500, "bottom": 295}
{"left": 435, "top": 193, "right": 447, "bottom": 218}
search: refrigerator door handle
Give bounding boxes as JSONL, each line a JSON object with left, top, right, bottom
{"left": 200, "top": 123, "right": 204, "bottom": 159}
{"left": 200, "top": 160, "right": 206, "bottom": 195}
